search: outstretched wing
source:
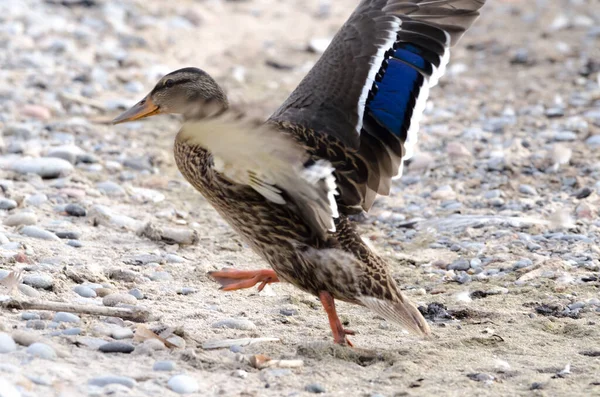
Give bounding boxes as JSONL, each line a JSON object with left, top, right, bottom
{"left": 179, "top": 110, "right": 338, "bottom": 239}
{"left": 270, "top": 0, "right": 485, "bottom": 211}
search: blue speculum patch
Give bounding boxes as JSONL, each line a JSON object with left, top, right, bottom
{"left": 366, "top": 43, "right": 428, "bottom": 137}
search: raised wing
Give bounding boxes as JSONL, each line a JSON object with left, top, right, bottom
{"left": 270, "top": 0, "right": 485, "bottom": 211}
{"left": 179, "top": 110, "right": 338, "bottom": 239}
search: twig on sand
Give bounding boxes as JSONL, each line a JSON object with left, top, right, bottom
{"left": 1, "top": 298, "right": 151, "bottom": 322}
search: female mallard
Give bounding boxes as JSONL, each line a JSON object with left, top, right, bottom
{"left": 114, "top": 0, "right": 485, "bottom": 346}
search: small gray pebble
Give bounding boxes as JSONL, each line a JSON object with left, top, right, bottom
{"left": 448, "top": 259, "right": 470, "bottom": 271}
{"left": 165, "top": 254, "right": 185, "bottom": 263}
{"left": 53, "top": 312, "right": 80, "bottom": 323}
{"left": 12, "top": 158, "right": 73, "bottom": 179}
{"left": 280, "top": 309, "right": 298, "bottom": 316}
{"left": 513, "top": 259, "right": 533, "bottom": 270}
{"left": 96, "top": 181, "right": 126, "bottom": 196}
{"left": 67, "top": 240, "right": 82, "bottom": 248}
{"left": 150, "top": 271, "right": 172, "bottom": 281}
{"left": 470, "top": 258, "right": 482, "bottom": 268}
{"left": 177, "top": 287, "right": 197, "bottom": 295}
{"left": 167, "top": 374, "right": 199, "bottom": 394}
{"left": 102, "top": 293, "right": 137, "bottom": 307}
{"left": 153, "top": 360, "right": 176, "bottom": 371}
{"left": 20, "top": 226, "right": 59, "bottom": 241}
{"left": 26, "top": 320, "right": 46, "bottom": 330}
{"left": 99, "top": 342, "right": 135, "bottom": 354}
{"left": 55, "top": 231, "right": 80, "bottom": 239}
{"left": 111, "top": 327, "right": 133, "bottom": 340}
{"left": 0, "top": 333, "right": 17, "bottom": 353}
{"left": 26, "top": 343, "right": 57, "bottom": 360}
{"left": 128, "top": 288, "right": 144, "bottom": 300}
{"left": 575, "top": 187, "right": 593, "bottom": 199}
{"left": 73, "top": 285, "right": 96, "bottom": 298}
{"left": 518, "top": 184, "right": 537, "bottom": 195}
{"left": 230, "top": 345, "right": 243, "bottom": 353}
{"left": 65, "top": 203, "right": 86, "bottom": 217}
{"left": 568, "top": 302, "right": 586, "bottom": 310}
{"left": 23, "top": 273, "right": 54, "bottom": 289}
{"left": 0, "top": 199, "right": 17, "bottom": 210}
{"left": 21, "top": 312, "right": 40, "bottom": 321}
{"left": 212, "top": 318, "right": 256, "bottom": 330}
{"left": 305, "top": 383, "right": 326, "bottom": 394}
{"left": 88, "top": 375, "right": 137, "bottom": 389}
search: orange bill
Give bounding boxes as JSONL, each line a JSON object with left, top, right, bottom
{"left": 112, "top": 95, "right": 160, "bottom": 124}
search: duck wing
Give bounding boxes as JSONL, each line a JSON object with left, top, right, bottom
{"left": 179, "top": 110, "right": 338, "bottom": 239}
{"left": 270, "top": 0, "right": 486, "bottom": 212}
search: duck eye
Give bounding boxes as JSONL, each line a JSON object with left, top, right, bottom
{"left": 165, "top": 79, "right": 174, "bottom": 88}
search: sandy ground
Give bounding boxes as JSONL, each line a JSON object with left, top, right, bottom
{"left": 1, "top": 0, "right": 600, "bottom": 396}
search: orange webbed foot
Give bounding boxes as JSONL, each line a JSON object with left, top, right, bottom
{"left": 208, "top": 268, "right": 279, "bottom": 292}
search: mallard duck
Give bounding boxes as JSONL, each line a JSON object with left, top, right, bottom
{"left": 113, "top": 0, "right": 486, "bottom": 346}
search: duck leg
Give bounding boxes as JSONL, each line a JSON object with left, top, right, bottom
{"left": 208, "top": 269, "right": 279, "bottom": 292}
{"left": 319, "top": 291, "right": 355, "bottom": 347}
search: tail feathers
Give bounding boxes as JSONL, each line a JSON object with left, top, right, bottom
{"left": 359, "top": 295, "right": 431, "bottom": 337}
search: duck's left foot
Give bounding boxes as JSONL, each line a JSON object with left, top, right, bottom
{"left": 319, "top": 291, "right": 355, "bottom": 347}
{"left": 208, "top": 268, "right": 279, "bottom": 292}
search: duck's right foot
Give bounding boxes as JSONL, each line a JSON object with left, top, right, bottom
{"left": 208, "top": 268, "right": 279, "bottom": 292}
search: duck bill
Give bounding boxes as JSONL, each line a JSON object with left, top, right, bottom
{"left": 112, "top": 95, "right": 161, "bottom": 124}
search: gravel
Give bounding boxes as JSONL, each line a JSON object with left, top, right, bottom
{"left": 11, "top": 158, "right": 73, "bottom": 179}
{"left": 88, "top": 375, "right": 137, "bottom": 388}
{"left": 52, "top": 312, "right": 80, "bottom": 323}
{"left": 99, "top": 342, "right": 135, "bottom": 354}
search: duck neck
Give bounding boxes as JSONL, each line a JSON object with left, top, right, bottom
{"left": 182, "top": 86, "right": 229, "bottom": 121}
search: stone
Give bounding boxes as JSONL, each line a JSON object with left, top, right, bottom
{"left": 65, "top": 203, "right": 86, "bottom": 217}
{"left": 20, "top": 226, "right": 60, "bottom": 241}
{"left": 99, "top": 342, "right": 135, "bottom": 354}
{"left": 26, "top": 343, "right": 57, "bottom": 360}
{"left": 3, "top": 212, "right": 37, "bottom": 226}
{"left": 12, "top": 158, "right": 73, "bottom": 179}
{"left": 153, "top": 360, "right": 176, "bottom": 371}
{"left": 96, "top": 181, "right": 126, "bottom": 196}
{"left": 23, "top": 274, "right": 54, "bottom": 290}
{"left": 88, "top": 375, "right": 136, "bottom": 389}
{"left": 518, "top": 184, "right": 537, "bottom": 195}
{"left": 73, "top": 285, "right": 96, "bottom": 298}
{"left": 53, "top": 312, "right": 80, "bottom": 323}
{"left": 212, "top": 318, "right": 257, "bottom": 331}
{"left": 0, "top": 333, "right": 17, "bottom": 353}
{"left": 305, "top": 383, "right": 326, "bottom": 394}
{"left": 167, "top": 374, "right": 199, "bottom": 394}
{"left": 46, "top": 145, "right": 85, "bottom": 164}
{"left": 102, "top": 293, "right": 137, "bottom": 307}
{"left": 0, "top": 199, "right": 17, "bottom": 210}
{"left": 110, "top": 327, "right": 133, "bottom": 340}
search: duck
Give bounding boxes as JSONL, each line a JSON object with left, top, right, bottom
{"left": 113, "top": 0, "right": 486, "bottom": 346}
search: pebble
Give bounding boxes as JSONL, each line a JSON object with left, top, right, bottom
{"left": 23, "top": 273, "right": 54, "bottom": 290}
{"left": 67, "top": 240, "right": 82, "bottom": 248}
{"left": 53, "top": 312, "right": 80, "bottom": 323}
{"left": 25, "top": 194, "right": 48, "bottom": 207}
{"left": 12, "top": 158, "right": 73, "bottom": 179}
{"left": 513, "top": 259, "right": 533, "bottom": 270}
{"left": 65, "top": 203, "right": 87, "bottom": 217}
{"left": 99, "top": 341, "right": 135, "bottom": 354}
{"left": 26, "top": 343, "right": 57, "bottom": 360}
{"left": 305, "top": 383, "right": 326, "bottom": 394}
{"left": 26, "top": 320, "right": 46, "bottom": 330}
{"left": 46, "top": 145, "right": 85, "bottom": 165}
{"left": 55, "top": 231, "right": 80, "bottom": 239}
{"left": 20, "top": 226, "right": 60, "bottom": 241}
{"left": 88, "top": 375, "right": 137, "bottom": 388}
{"left": 102, "top": 293, "right": 137, "bottom": 307}
{"left": 128, "top": 288, "right": 144, "bottom": 300}
{"left": 73, "top": 285, "right": 97, "bottom": 298}
{"left": 212, "top": 318, "right": 257, "bottom": 330}
{"left": 167, "top": 374, "right": 199, "bottom": 394}
{"left": 0, "top": 333, "right": 17, "bottom": 354}
{"left": 585, "top": 135, "right": 600, "bottom": 147}
{"left": 448, "top": 259, "right": 470, "bottom": 271}
{"left": 177, "top": 287, "right": 197, "bottom": 295}
{"left": 111, "top": 327, "right": 134, "bottom": 340}
{"left": 574, "top": 187, "right": 593, "bottom": 199}
{"left": 96, "top": 181, "right": 126, "bottom": 196}
{"left": 21, "top": 312, "right": 40, "bottom": 320}
{"left": 153, "top": 360, "right": 176, "bottom": 371}
{"left": 3, "top": 212, "right": 37, "bottom": 226}
{"left": 0, "top": 199, "right": 17, "bottom": 210}
{"left": 518, "top": 184, "right": 537, "bottom": 195}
